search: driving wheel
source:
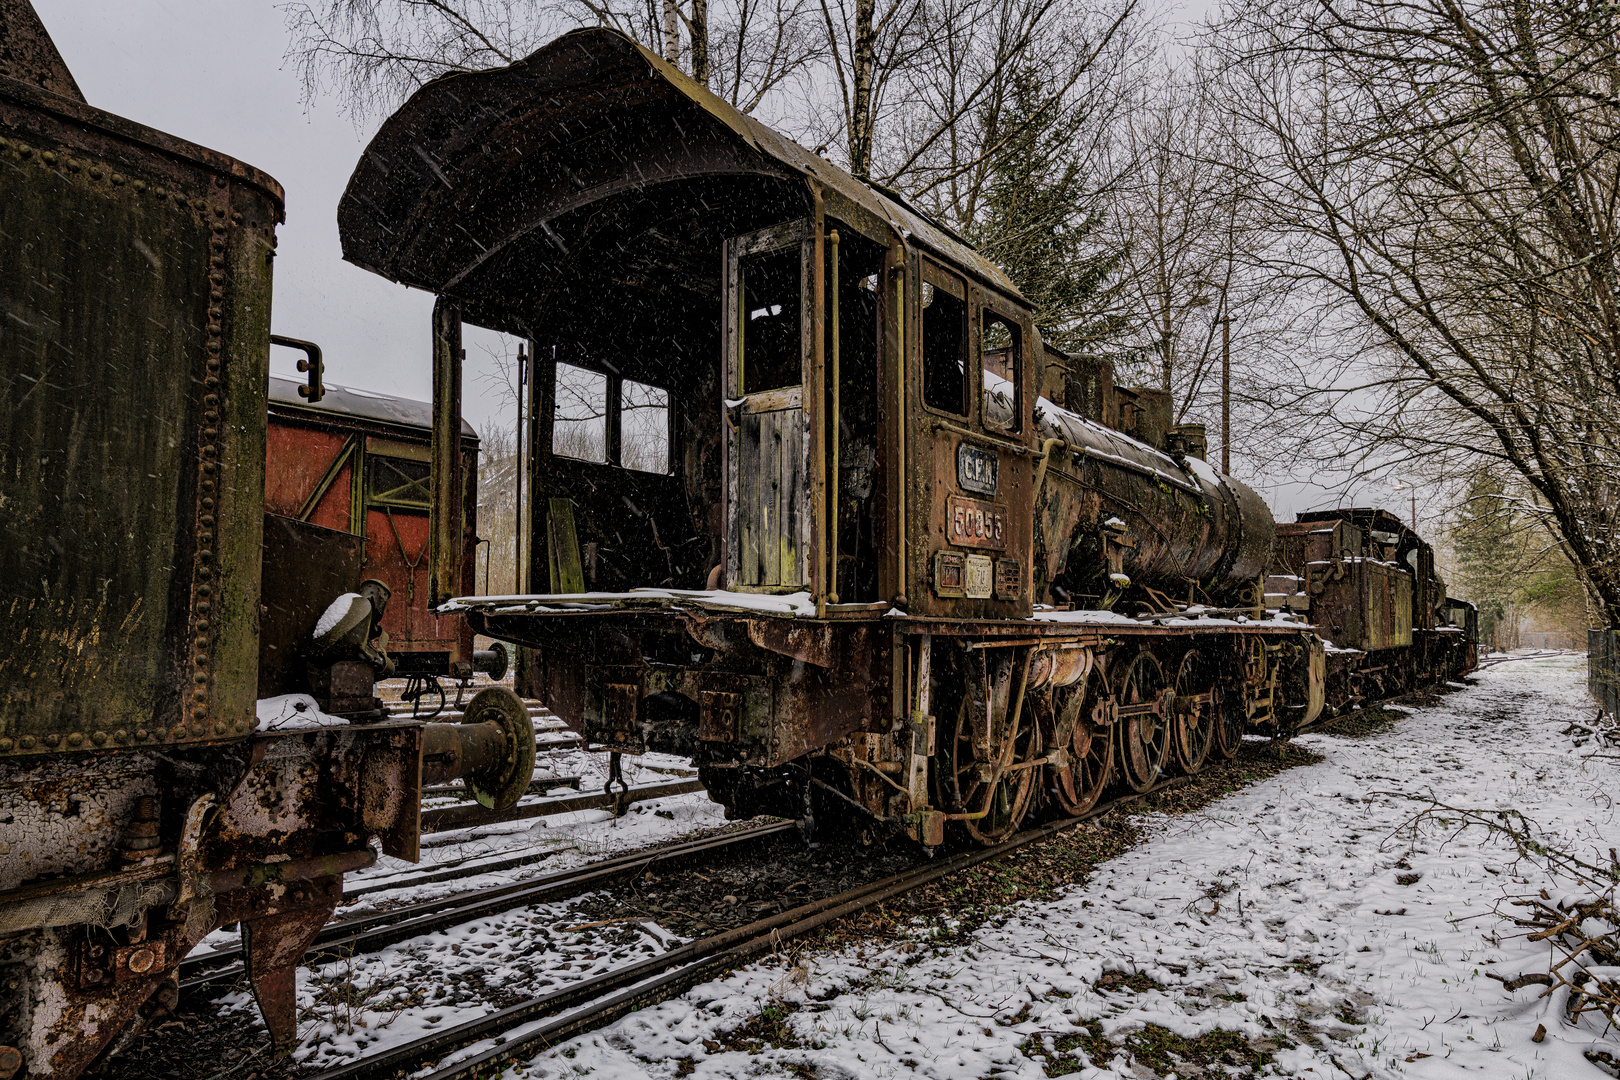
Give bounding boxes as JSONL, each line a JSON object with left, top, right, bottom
{"left": 1041, "top": 667, "right": 1114, "bottom": 816}
{"left": 1114, "top": 649, "right": 1169, "bottom": 793}
{"left": 1171, "top": 649, "right": 1216, "bottom": 774}
{"left": 934, "top": 648, "right": 1043, "bottom": 845}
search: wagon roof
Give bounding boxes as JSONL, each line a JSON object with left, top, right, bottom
{"left": 338, "top": 27, "right": 1023, "bottom": 309}
{"left": 1296, "top": 507, "right": 1418, "bottom": 540}
{"left": 269, "top": 374, "right": 478, "bottom": 440}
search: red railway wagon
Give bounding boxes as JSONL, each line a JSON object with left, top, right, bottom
{"left": 264, "top": 373, "right": 481, "bottom": 680}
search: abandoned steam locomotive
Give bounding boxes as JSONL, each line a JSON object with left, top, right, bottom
{"left": 0, "top": 6, "right": 533, "bottom": 1077}
{"left": 341, "top": 27, "right": 1475, "bottom": 849}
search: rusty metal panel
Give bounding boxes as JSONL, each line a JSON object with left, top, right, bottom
{"left": 698, "top": 691, "right": 741, "bottom": 743}
{"left": 258, "top": 514, "right": 364, "bottom": 699}
{"left": 0, "top": 76, "right": 282, "bottom": 759}
{"left": 583, "top": 665, "right": 646, "bottom": 752}
{"left": 0, "top": 752, "right": 163, "bottom": 892}
{"left": 995, "top": 557, "right": 1022, "bottom": 600}
{"left": 603, "top": 683, "right": 640, "bottom": 734}
{"left": 204, "top": 725, "right": 424, "bottom": 868}
{"left": 0, "top": 0, "right": 85, "bottom": 101}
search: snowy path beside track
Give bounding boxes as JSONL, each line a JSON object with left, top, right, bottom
{"left": 523, "top": 657, "right": 1618, "bottom": 1079}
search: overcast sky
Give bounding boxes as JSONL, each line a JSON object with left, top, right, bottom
{"left": 32, "top": 0, "right": 1423, "bottom": 527}
{"left": 36, "top": 0, "right": 523, "bottom": 435}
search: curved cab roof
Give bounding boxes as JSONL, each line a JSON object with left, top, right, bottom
{"left": 338, "top": 26, "right": 1023, "bottom": 330}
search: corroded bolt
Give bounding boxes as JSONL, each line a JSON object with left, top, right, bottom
{"left": 0, "top": 1044, "right": 23, "bottom": 1080}
{"left": 126, "top": 948, "right": 157, "bottom": 974}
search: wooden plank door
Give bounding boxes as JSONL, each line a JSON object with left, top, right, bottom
{"left": 724, "top": 220, "right": 813, "bottom": 590}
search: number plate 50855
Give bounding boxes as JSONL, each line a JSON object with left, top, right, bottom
{"left": 947, "top": 495, "right": 1007, "bottom": 550}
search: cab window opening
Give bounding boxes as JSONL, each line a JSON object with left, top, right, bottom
{"left": 621, "top": 379, "right": 670, "bottom": 474}
{"left": 922, "top": 270, "right": 967, "bottom": 416}
{"left": 552, "top": 362, "right": 608, "bottom": 462}
{"left": 832, "top": 229, "right": 887, "bottom": 602}
{"left": 981, "top": 310, "right": 1021, "bottom": 432}
{"left": 548, "top": 362, "right": 672, "bottom": 473}
{"left": 741, "top": 247, "right": 802, "bottom": 394}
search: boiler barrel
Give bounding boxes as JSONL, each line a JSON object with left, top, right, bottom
{"left": 1035, "top": 401, "right": 1275, "bottom": 599}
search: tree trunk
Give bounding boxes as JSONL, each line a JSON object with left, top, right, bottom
{"left": 691, "top": 0, "right": 708, "bottom": 85}
{"left": 663, "top": 0, "right": 680, "bottom": 66}
{"left": 849, "top": 0, "right": 876, "bottom": 180}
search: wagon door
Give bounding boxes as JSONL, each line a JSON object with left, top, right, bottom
{"left": 724, "top": 220, "right": 814, "bottom": 590}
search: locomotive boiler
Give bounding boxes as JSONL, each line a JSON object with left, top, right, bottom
{"left": 339, "top": 25, "right": 1339, "bottom": 849}
{"left": 0, "top": 7, "right": 534, "bottom": 1077}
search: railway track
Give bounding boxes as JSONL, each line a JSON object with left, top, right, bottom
{"left": 1476, "top": 649, "right": 1572, "bottom": 669}
{"left": 179, "top": 820, "right": 796, "bottom": 997}
{"left": 419, "top": 777, "right": 704, "bottom": 833}
{"left": 298, "top": 777, "right": 1197, "bottom": 1080}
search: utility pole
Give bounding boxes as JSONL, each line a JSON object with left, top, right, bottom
{"left": 1220, "top": 294, "right": 1230, "bottom": 474}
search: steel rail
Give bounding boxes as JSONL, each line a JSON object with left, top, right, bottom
{"left": 419, "top": 778, "right": 705, "bottom": 833}
{"left": 303, "top": 776, "right": 1196, "bottom": 1080}
{"left": 178, "top": 820, "right": 795, "bottom": 996}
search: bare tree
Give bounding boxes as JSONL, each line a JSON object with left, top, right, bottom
{"left": 476, "top": 422, "right": 520, "bottom": 594}
{"left": 282, "top": 0, "right": 821, "bottom": 118}
{"left": 1216, "top": 0, "right": 1620, "bottom": 625}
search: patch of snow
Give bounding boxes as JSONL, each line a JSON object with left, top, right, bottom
{"left": 507, "top": 657, "right": 1620, "bottom": 1079}
{"left": 314, "top": 592, "right": 362, "bottom": 637}
{"left": 443, "top": 589, "right": 815, "bottom": 618}
{"left": 256, "top": 694, "right": 346, "bottom": 730}
{"left": 1182, "top": 452, "right": 1222, "bottom": 483}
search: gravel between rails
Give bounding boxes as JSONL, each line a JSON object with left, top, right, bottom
{"left": 177, "top": 819, "right": 796, "bottom": 995}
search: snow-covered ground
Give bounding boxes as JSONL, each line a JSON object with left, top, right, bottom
{"left": 340, "top": 737, "right": 721, "bottom": 913}
{"left": 517, "top": 655, "right": 1619, "bottom": 1079}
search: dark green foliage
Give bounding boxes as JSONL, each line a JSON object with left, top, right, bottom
{"left": 1451, "top": 469, "right": 1589, "bottom": 647}
{"left": 962, "top": 67, "right": 1122, "bottom": 353}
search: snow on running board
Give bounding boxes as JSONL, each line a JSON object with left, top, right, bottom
{"left": 441, "top": 589, "right": 817, "bottom": 617}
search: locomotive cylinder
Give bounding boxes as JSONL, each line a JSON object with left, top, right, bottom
{"left": 1034, "top": 399, "right": 1276, "bottom": 602}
